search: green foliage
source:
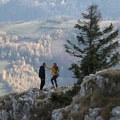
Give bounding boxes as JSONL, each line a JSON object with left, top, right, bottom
{"left": 51, "top": 84, "right": 80, "bottom": 106}
{"left": 51, "top": 92, "right": 72, "bottom": 106}
{"left": 69, "top": 63, "right": 84, "bottom": 84}
{"left": 66, "top": 84, "right": 80, "bottom": 96}
{"left": 65, "top": 4, "right": 120, "bottom": 77}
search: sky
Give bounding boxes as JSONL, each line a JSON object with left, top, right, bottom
{"left": 0, "top": 0, "right": 120, "bottom": 22}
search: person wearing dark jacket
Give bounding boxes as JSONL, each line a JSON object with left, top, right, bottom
{"left": 39, "top": 63, "right": 46, "bottom": 90}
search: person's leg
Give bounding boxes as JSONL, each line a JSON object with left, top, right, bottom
{"left": 42, "top": 79, "right": 45, "bottom": 90}
{"left": 51, "top": 77, "right": 54, "bottom": 87}
{"left": 40, "top": 80, "right": 43, "bottom": 90}
{"left": 40, "top": 79, "right": 45, "bottom": 90}
{"left": 54, "top": 76, "right": 58, "bottom": 88}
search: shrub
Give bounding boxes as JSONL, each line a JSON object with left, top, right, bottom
{"left": 51, "top": 84, "right": 80, "bottom": 106}
{"left": 51, "top": 92, "right": 72, "bottom": 106}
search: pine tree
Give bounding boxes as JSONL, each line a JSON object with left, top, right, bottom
{"left": 65, "top": 4, "right": 120, "bottom": 79}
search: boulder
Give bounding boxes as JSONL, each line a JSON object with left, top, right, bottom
{"left": 52, "top": 108, "right": 64, "bottom": 120}
{"left": 111, "top": 106, "right": 120, "bottom": 117}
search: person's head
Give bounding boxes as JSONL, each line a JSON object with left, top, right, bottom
{"left": 53, "top": 63, "right": 57, "bottom": 67}
{"left": 43, "top": 63, "right": 46, "bottom": 67}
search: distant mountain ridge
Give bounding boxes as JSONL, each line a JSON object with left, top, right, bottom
{"left": 1, "top": 18, "right": 120, "bottom": 38}
{"left": 0, "top": 0, "right": 120, "bottom": 22}
{"left": 0, "top": 17, "right": 75, "bottom": 35}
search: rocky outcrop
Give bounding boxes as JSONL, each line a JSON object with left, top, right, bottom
{"left": 0, "top": 89, "right": 39, "bottom": 120}
{"left": 110, "top": 106, "right": 120, "bottom": 120}
{"left": 0, "top": 87, "right": 71, "bottom": 120}
{"left": 84, "top": 108, "right": 104, "bottom": 120}
{"left": 52, "top": 69, "right": 120, "bottom": 120}
{"left": 0, "top": 69, "right": 120, "bottom": 120}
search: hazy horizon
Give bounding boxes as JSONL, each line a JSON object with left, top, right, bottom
{"left": 0, "top": 0, "right": 120, "bottom": 22}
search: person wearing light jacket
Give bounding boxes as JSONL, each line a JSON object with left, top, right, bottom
{"left": 46, "top": 63, "right": 59, "bottom": 88}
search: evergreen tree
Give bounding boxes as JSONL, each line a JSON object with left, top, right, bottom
{"left": 65, "top": 4, "right": 120, "bottom": 79}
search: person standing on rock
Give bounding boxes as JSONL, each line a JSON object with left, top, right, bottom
{"left": 46, "top": 63, "right": 59, "bottom": 88}
{"left": 39, "top": 63, "right": 46, "bottom": 90}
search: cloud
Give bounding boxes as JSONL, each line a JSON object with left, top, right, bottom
{"left": 18, "top": 0, "right": 67, "bottom": 8}
{"left": 0, "top": 0, "right": 10, "bottom": 5}
{"left": 0, "top": 0, "right": 75, "bottom": 8}
{"left": 0, "top": 0, "right": 120, "bottom": 22}
{"left": 61, "top": 0, "right": 65, "bottom": 5}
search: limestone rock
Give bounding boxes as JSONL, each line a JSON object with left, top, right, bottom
{"left": 111, "top": 106, "right": 120, "bottom": 117}
{"left": 52, "top": 108, "right": 64, "bottom": 120}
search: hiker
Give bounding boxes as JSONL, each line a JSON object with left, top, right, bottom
{"left": 39, "top": 63, "right": 46, "bottom": 90}
{"left": 46, "top": 63, "right": 59, "bottom": 88}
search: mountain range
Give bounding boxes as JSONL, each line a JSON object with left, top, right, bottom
{"left": 0, "top": 0, "right": 120, "bottom": 22}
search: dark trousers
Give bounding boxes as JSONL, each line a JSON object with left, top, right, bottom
{"left": 51, "top": 75, "right": 58, "bottom": 87}
{"left": 40, "top": 78, "right": 45, "bottom": 90}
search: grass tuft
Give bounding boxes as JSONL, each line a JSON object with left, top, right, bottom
{"left": 72, "top": 69, "right": 120, "bottom": 120}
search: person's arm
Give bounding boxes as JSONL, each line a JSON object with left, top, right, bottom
{"left": 46, "top": 65, "right": 52, "bottom": 70}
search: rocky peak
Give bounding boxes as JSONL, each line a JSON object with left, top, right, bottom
{"left": 0, "top": 86, "right": 71, "bottom": 120}
{"left": 52, "top": 69, "right": 120, "bottom": 120}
